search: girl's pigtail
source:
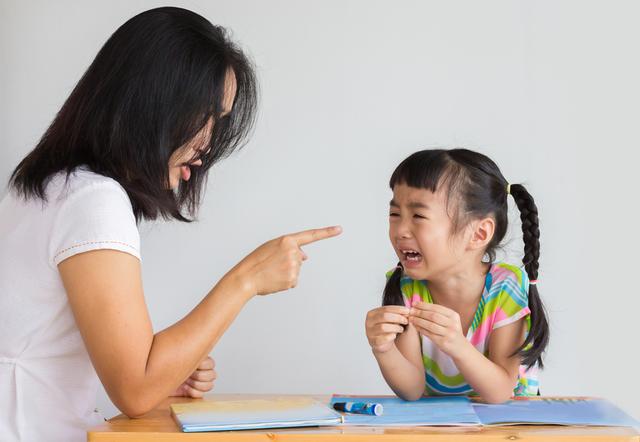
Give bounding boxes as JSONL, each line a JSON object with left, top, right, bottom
{"left": 510, "top": 184, "right": 550, "bottom": 368}
{"left": 382, "top": 262, "right": 405, "bottom": 307}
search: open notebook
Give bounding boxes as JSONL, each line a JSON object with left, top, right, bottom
{"left": 330, "top": 395, "right": 639, "bottom": 428}
{"left": 170, "top": 397, "right": 343, "bottom": 432}
{"left": 171, "top": 396, "right": 638, "bottom": 432}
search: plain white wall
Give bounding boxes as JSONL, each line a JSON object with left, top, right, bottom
{"left": 2, "top": 0, "right": 639, "bottom": 420}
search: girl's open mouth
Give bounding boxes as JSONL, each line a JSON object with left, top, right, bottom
{"left": 400, "top": 248, "right": 423, "bottom": 266}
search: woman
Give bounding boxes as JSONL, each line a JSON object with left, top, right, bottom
{"left": 0, "top": 7, "right": 341, "bottom": 441}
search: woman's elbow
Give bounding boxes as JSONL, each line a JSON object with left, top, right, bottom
{"left": 115, "top": 398, "right": 156, "bottom": 418}
{"left": 109, "top": 389, "right": 160, "bottom": 418}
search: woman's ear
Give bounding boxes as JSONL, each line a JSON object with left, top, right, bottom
{"left": 467, "top": 217, "right": 496, "bottom": 251}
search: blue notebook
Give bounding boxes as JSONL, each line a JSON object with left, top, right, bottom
{"left": 170, "top": 398, "right": 343, "bottom": 432}
{"left": 331, "top": 395, "right": 639, "bottom": 428}
{"left": 330, "top": 395, "right": 481, "bottom": 426}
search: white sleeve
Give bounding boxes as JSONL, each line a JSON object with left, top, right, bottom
{"left": 49, "top": 182, "right": 141, "bottom": 266}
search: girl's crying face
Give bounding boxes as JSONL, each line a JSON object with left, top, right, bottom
{"left": 389, "top": 183, "right": 470, "bottom": 281}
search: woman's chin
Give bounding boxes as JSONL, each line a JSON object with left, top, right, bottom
{"left": 167, "top": 167, "right": 182, "bottom": 189}
{"left": 168, "top": 176, "right": 179, "bottom": 190}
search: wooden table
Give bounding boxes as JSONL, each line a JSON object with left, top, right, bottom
{"left": 88, "top": 395, "right": 640, "bottom": 441}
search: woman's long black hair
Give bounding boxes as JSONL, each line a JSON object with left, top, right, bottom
{"left": 10, "top": 7, "right": 257, "bottom": 222}
{"left": 382, "top": 149, "right": 549, "bottom": 368}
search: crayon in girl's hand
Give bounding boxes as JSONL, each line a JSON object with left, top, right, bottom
{"left": 333, "top": 402, "right": 384, "bottom": 416}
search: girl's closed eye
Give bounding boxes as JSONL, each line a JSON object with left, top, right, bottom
{"left": 413, "top": 213, "right": 428, "bottom": 220}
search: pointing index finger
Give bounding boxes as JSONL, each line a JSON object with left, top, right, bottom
{"left": 291, "top": 226, "right": 342, "bottom": 246}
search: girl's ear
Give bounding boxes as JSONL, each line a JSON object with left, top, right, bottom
{"left": 467, "top": 217, "right": 495, "bottom": 251}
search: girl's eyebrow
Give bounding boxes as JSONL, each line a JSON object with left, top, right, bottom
{"left": 408, "top": 201, "right": 430, "bottom": 210}
{"left": 389, "top": 199, "right": 430, "bottom": 210}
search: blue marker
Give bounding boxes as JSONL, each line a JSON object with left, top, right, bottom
{"left": 333, "top": 401, "right": 384, "bottom": 416}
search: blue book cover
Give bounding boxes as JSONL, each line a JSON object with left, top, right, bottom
{"left": 473, "top": 397, "right": 640, "bottom": 427}
{"left": 171, "top": 398, "right": 343, "bottom": 432}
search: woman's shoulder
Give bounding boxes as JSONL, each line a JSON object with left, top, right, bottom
{"left": 47, "top": 167, "right": 140, "bottom": 266}
{"left": 47, "top": 166, "right": 129, "bottom": 205}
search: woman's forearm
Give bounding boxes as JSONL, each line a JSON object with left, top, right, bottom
{"left": 63, "top": 228, "right": 340, "bottom": 417}
{"left": 126, "top": 271, "right": 254, "bottom": 415}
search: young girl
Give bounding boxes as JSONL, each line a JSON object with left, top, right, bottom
{"left": 365, "top": 149, "right": 549, "bottom": 403}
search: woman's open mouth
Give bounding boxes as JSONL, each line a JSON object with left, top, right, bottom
{"left": 180, "top": 165, "right": 191, "bottom": 181}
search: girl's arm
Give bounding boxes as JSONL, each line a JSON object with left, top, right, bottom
{"left": 450, "top": 319, "right": 526, "bottom": 403}
{"left": 366, "top": 307, "right": 425, "bottom": 400}
{"left": 59, "top": 227, "right": 341, "bottom": 418}
{"left": 409, "top": 302, "right": 525, "bottom": 403}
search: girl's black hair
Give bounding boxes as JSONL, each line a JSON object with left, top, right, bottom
{"left": 9, "top": 7, "right": 257, "bottom": 222}
{"left": 382, "top": 149, "right": 549, "bottom": 368}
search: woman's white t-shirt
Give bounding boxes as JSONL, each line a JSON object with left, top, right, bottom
{"left": 0, "top": 167, "right": 141, "bottom": 441}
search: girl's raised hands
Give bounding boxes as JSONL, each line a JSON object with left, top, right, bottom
{"left": 409, "top": 302, "right": 466, "bottom": 358}
{"left": 365, "top": 305, "right": 410, "bottom": 354}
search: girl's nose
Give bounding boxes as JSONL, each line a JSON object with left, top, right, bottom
{"left": 396, "top": 220, "right": 412, "bottom": 239}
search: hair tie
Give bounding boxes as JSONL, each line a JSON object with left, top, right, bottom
{"left": 529, "top": 279, "right": 539, "bottom": 285}
{"left": 506, "top": 183, "right": 511, "bottom": 195}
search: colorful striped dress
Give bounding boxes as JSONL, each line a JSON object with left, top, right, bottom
{"left": 389, "top": 262, "right": 539, "bottom": 397}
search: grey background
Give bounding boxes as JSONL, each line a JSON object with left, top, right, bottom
{"left": 2, "top": 0, "right": 639, "bottom": 420}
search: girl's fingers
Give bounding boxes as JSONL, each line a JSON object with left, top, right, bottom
{"left": 375, "top": 312, "right": 409, "bottom": 326}
{"left": 368, "top": 306, "right": 410, "bottom": 317}
{"left": 410, "top": 316, "right": 447, "bottom": 336}
{"left": 383, "top": 306, "right": 411, "bottom": 315}
{"left": 414, "top": 323, "right": 439, "bottom": 339}
{"left": 412, "top": 310, "right": 450, "bottom": 327}
{"left": 379, "top": 323, "right": 405, "bottom": 334}
{"left": 411, "top": 302, "right": 455, "bottom": 317}
{"left": 415, "top": 326, "right": 434, "bottom": 339}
